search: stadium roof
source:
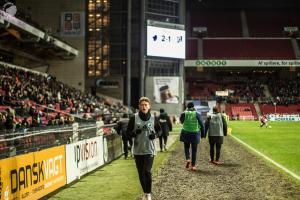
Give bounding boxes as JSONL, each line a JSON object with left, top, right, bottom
{"left": 0, "top": 10, "right": 78, "bottom": 65}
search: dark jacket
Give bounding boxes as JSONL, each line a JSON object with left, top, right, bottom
{"left": 116, "top": 118, "right": 129, "bottom": 139}
{"left": 5, "top": 113, "right": 14, "bottom": 130}
{"left": 158, "top": 112, "right": 172, "bottom": 136}
{"left": 126, "top": 111, "right": 162, "bottom": 139}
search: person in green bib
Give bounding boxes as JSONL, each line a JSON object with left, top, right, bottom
{"left": 180, "top": 102, "right": 205, "bottom": 171}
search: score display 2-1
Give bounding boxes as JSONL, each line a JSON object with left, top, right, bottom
{"left": 147, "top": 26, "right": 186, "bottom": 59}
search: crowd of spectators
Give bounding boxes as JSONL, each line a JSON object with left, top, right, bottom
{"left": 267, "top": 79, "right": 300, "bottom": 105}
{"left": 187, "top": 73, "right": 299, "bottom": 105}
{"left": 219, "top": 79, "right": 265, "bottom": 103}
{"left": 187, "top": 78, "right": 266, "bottom": 103}
{"left": 0, "top": 64, "right": 128, "bottom": 134}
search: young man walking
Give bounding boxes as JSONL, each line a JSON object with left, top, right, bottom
{"left": 126, "top": 97, "right": 161, "bottom": 200}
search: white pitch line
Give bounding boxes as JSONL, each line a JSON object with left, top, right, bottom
{"left": 230, "top": 134, "right": 300, "bottom": 181}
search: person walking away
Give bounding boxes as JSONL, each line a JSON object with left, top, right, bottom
{"left": 205, "top": 106, "right": 227, "bottom": 165}
{"left": 126, "top": 97, "right": 161, "bottom": 200}
{"left": 158, "top": 108, "right": 172, "bottom": 152}
{"left": 180, "top": 102, "right": 205, "bottom": 171}
{"left": 116, "top": 113, "right": 132, "bottom": 159}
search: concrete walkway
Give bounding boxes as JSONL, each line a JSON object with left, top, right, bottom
{"left": 155, "top": 134, "right": 178, "bottom": 152}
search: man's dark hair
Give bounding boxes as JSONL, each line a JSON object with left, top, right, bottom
{"left": 187, "top": 102, "right": 194, "bottom": 109}
{"left": 159, "top": 108, "right": 164, "bottom": 113}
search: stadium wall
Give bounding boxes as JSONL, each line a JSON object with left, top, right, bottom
{"left": 16, "top": 0, "right": 86, "bottom": 91}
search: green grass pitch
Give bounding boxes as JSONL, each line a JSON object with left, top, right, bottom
{"left": 229, "top": 121, "right": 300, "bottom": 178}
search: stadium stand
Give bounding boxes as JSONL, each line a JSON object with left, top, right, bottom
{"left": 186, "top": 74, "right": 299, "bottom": 117}
{"left": 260, "top": 104, "right": 300, "bottom": 115}
{"left": 187, "top": 5, "right": 300, "bottom": 118}
{"left": 187, "top": 77, "right": 266, "bottom": 102}
{"left": 0, "top": 63, "right": 127, "bottom": 134}
{"left": 246, "top": 9, "right": 300, "bottom": 37}
{"left": 267, "top": 79, "right": 300, "bottom": 105}
{"left": 203, "top": 39, "right": 295, "bottom": 59}
{"left": 229, "top": 103, "right": 258, "bottom": 120}
{"left": 189, "top": 9, "right": 242, "bottom": 37}
{"left": 187, "top": 38, "right": 198, "bottom": 59}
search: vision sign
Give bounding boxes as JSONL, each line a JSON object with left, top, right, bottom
{"left": 65, "top": 136, "right": 104, "bottom": 184}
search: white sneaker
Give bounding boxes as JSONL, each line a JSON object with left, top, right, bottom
{"left": 145, "top": 193, "right": 152, "bottom": 200}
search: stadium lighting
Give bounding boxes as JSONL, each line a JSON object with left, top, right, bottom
{"left": 283, "top": 27, "right": 298, "bottom": 38}
{"left": 2, "top": 1, "right": 17, "bottom": 16}
{"left": 193, "top": 27, "right": 207, "bottom": 38}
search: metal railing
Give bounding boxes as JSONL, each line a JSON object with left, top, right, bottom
{"left": 0, "top": 122, "right": 117, "bottom": 159}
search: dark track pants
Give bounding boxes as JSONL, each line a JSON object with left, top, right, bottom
{"left": 209, "top": 136, "right": 223, "bottom": 161}
{"left": 184, "top": 142, "right": 198, "bottom": 166}
{"left": 159, "top": 135, "right": 168, "bottom": 151}
{"left": 123, "top": 137, "right": 133, "bottom": 158}
{"left": 134, "top": 154, "right": 154, "bottom": 193}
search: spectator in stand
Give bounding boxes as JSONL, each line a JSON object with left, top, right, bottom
{"left": 32, "top": 110, "right": 42, "bottom": 127}
{"left": 15, "top": 119, "right": 22, "bottom": 130}
{"left": 70, "top": 107, "right": 77, "bottom": 114}
{"left": 47, "top": 117, "right": 56, "bottom": 126}
{"left": 58, "top": 116, "right": 65, "bottom": 125}
{"left": 0, "top": 112, "right": 6, "bottom": 130}
{"left": 66, "top": 116, "right": 75, "bottom": 124}
{"left": 21, "top": 117, "right": 30, "bottom": 129}
{"left": 5, "top": 108, "right": 14, "bottom": 130}
{"left": 55, "top": 112, "right": 61, "bottom": 121}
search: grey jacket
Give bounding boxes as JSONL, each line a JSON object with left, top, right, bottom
{"left": 133, "top": 113, "right": 156, "bottom": 155}
{"left": 205, "top": 113, "right": 227, "bottom": 137}
{"left": 126, "top": 111, "right": 161, "bottom": 155}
